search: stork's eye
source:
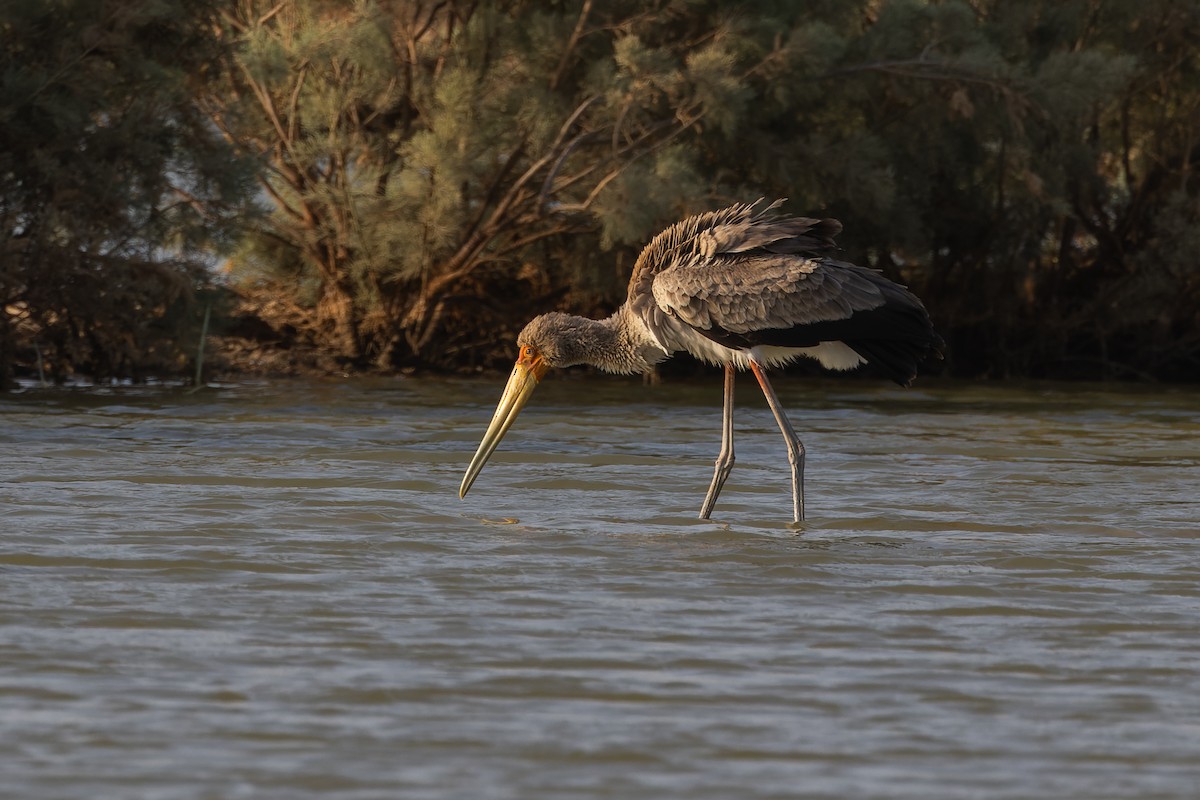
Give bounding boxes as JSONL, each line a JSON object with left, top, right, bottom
{"left": 520, "top": 345, "right": 536, "bottom": 360}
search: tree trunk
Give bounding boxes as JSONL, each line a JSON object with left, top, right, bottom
{"left": 0, "top": 314, "right": 13, "bottom": 392}
{"left": 317, "top": 279, "right": 361, "bottom": 362}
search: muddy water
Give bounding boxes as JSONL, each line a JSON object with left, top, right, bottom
{"left": 2, "top": 376, "right": 1198, "bottom": 799}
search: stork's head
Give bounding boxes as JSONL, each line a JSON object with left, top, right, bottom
{"left": 516, "top": 312, "right": 596, "bottom": 368}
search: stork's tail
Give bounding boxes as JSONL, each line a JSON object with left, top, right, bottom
{"left": 848, "top": 329, "right": 945, "bottom": 387}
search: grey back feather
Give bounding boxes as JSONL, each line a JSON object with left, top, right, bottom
{"left": 653, "top": 257, "right": 893, "bottom": 336}
{"left": 627, "top": 199, "right": 861, "bottom": 347}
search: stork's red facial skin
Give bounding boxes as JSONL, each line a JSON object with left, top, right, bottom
{"left": 517, "top": 345, "right": 549, "bottom": 381}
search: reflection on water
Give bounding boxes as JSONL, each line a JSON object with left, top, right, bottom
{"left": 2, "top": 376, "right": 1199, "bottom": 799}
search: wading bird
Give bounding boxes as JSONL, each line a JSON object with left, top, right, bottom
{"left": 459, "top": 200, "right": 943, "bottom": 522}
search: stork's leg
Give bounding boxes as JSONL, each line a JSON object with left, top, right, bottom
{"left": 699, "top": 362, "right": 737, "bottom": 519}
{"left": 748, "top": 359, "right": 805, "bottom": 523}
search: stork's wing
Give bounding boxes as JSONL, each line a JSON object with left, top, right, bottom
{"left": 622, "top": 199, "right": 940, "bottom": 384}
{"left": 653, "top": 255, "right": 943, "bottom": 385}
{"left": 627, "top": 199, "right": 841, "bottom": 349}
{"left": 652, "top": 255, "right": 892, "bottom": 340}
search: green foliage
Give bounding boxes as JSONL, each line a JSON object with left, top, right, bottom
{"left": 593, "top": 146, "right": 705, "bottom": 252}
{"left": 204, "top": 1, "right": 819, "bottom": 366}
{"left": 7, "top": 0, "right": 1199, "bottom": 383}
{"left": 210, "top": 0, "right": 1193, "bottom": 379}
{"left": 0, "top": 0, "right": 256, "bottom": 386}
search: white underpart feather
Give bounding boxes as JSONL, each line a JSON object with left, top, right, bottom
{"left": 639, "top": 313, "right": 865, "bottom": 372}
{"left": 751, "top": 341, "right": 865, "bottom": 370}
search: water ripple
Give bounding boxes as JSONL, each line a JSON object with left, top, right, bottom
{"left": 2, "top": 378, "right": 1199, "bottom": 799}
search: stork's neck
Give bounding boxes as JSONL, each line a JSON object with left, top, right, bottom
{"left": 575, "top": 304, "right": 668, "bottom": 375}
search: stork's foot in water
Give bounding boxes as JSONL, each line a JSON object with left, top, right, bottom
{"left": 699, "top": 452, "right": 734, "bottom": 520}
{"left": 748, "top": 359, "right": 806, "bottom": 523}
{"left": 788, "top": 439, "right": 806, "bottom": 523}
{"left": 699, "top": 363, "right": 737, "bottom": 520}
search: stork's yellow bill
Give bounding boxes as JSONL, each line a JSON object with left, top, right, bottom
{"left": 459, "top": 346, "right": 548, "bottom": 499}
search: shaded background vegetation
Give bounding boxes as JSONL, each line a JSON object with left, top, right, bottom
{"left": 3, "top": 0, "right": 1198, "bottom": 388}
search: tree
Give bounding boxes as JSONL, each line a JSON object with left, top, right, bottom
{"left": 209, "top": 0, "right": 1200, "bottom": 380}
{"left": 204, "top": 0, "right": 802, "bottom": 369}
{"left": 696, "top": 0, "right": 1200, "bottom": 379}
{"left": 0, "top": 0, "right": 255, "bottom": 388}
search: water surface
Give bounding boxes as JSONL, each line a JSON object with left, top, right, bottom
{"left": 2, "top": 376, "right": 1198, "bottom": 799}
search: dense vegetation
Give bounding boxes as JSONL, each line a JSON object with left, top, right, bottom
{"left": 0, "top": 0, "right": 256, "bottom": 387}
{"left": 3, "top": 0, "right": 1198, "bottom": 388}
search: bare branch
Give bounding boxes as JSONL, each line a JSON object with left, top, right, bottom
{"left": 550, "top": 0, "right": 593, "bottom": 91}
{"left": 257, "top": 1, "right": 287, "bottom": 27}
